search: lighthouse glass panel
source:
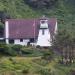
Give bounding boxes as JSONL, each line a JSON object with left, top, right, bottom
{"left": 40, "top": 20, "right": 48, "bottom": 29}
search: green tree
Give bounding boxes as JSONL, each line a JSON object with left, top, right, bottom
{"left": 0, "top": 23, "right": 4, "bottom": 37}
{"left": 24, "top": 0, "right": 58, "bottom": 9}
{"left": 0, "top": 11, "right": 10, "bottom": 23}
{"left": 52, "top": 29, "right": 75, "bottom": 64}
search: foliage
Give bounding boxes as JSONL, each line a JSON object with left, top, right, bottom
{"left": 0, "top": 22, "right": 4, "bottom": 37}
{"left": 21, "top": 46, "right": 44, "bottom": 56}
{"left": 0, "top": 44, "right": 17, "bottom": 56}
{"left": 12, "top": 45, "right": 22, "bottom": 51}
{"left": 0, "top": 11, "right": 10, "bottom": 23}
{"left": 11, "top": 45, "right": 22, "bottom": 56}
{"left": 22, "top": 68, "right": 29, "bottom": 74}
{"left": 0, "top": 44, "right": 45, "bottom": 57}
{"left": 0, "top": 0, "right": 75, "bottom": 37}
{"left": 37, "top": 68, "right": 51, "bottom": 75}
{"left": 32, "top": 58, "right": 49, "bottom": 66}
{"left": 69, "top": 69, "right": 75, "bottom": 75}
{"left": 52, "top": 29, "right": 75, "bottom": 64}
{"left": 0, "top": 54, "right": 75, "bottom": 75}
{"left": 42, "top": 50, "right": 54, "bottom": 61}
{"left": 24, "top": 0, "right": 58, "bottom": 9}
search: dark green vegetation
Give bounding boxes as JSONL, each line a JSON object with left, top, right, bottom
{"left": 0, "top": 23, "right": 4, "bottom": 37}
{"left": 0, "top": 44, "right": 54, "bottom": 75}
{"left": 0, "top": 0, "right": 75, "bottom": 35}
{"left": 0, "top": 49, "right": 75, "bottom": 75}
{"left": 0, "top": 0, "right": 75, "bottom": 31}
{"left": 52, "top": 30, "right": 75, "bottom": 64}
{"left": 24, "top": 0, "right": 58, "bottom": 9}
{"left": 0, "top": 39, "right": 75, "bottom": 75}
{"left": 0, "top": 44, "right": 46, "bottom": 57}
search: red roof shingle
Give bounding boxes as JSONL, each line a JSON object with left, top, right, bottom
{"left": 5, "top": 18, "right": 57, "bottom": 39}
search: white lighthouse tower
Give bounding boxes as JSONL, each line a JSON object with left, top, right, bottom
{"left": 36, "top": 17, "right": 52, "bottom": 47}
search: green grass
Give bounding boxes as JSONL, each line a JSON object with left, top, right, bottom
{"left": 0, "top": 46, "right": 75, "bottom": 75}
{"left": 0, "top": 56, "right": 75, "bottom": 75}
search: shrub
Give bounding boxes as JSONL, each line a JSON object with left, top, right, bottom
{"left": 21, "top": 47, "right": 33, "bottom": 55}
{"left": 32, "top": 58, "right": 48, "bottom": 66}
{"left": 37, "top": 68, "right": 51, "bottom": 75}
{"left": 21, "top": 47, "right": 44, "bottom": 56}
{"left": 22, "top": 68, "right": 29, "bottom": 74}
{"left": 69, "top": 69, "right": 75, "bottom": 75}
{"left": 42, "top": 50, "right": 54, "bottom": 61}
{"left": 36, "top": 45, "right": 41, "bottom": 48}
{"left": 0, "top": 44, "right": 9, "bottom": 55}
{"left": 11, "top": 45, "right": 22, "bottom": 55}
{"left": 12, "top": 45, "right": 22, "bottom": 51}
{"left": 24, "top": 0, "right": 58, "bottom": 9}
{"left": 9, "top": 57, "right": 14, "bottom": 62}
{"left": 0, "top": 44, "right": 18, "bottom": 56}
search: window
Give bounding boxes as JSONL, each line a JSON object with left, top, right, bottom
{"left": 0, "top": 39, "right": 5, "bottom": 43}
{"left": 9, "top": 39, "right": 14, "bottom": 44}
{"left": 42, "top": 29, "right": 45, "bottom": 35}
{"left": 20, "top": 39, "right": 23, "bottom": 42}
{"left": 30, "top": 38, "right": 34, "bottom": 42}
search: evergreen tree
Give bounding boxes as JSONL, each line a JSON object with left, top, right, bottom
{"left": 52, "top": 29, "right": 75, "bottom": 64}
{"left": 24, "top": 0, "right": 58, "bottom": 9}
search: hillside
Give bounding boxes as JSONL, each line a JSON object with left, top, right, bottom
{"left": 0, "top": 0, "right": 75, "bottom": 35}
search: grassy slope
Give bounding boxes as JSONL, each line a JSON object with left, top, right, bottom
{"left": 0, "top": 57, "right": 75, "bottom": 75}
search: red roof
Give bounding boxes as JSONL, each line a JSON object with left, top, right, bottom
{"left": 5, "top": 18, "right": 57, "bottom": 39}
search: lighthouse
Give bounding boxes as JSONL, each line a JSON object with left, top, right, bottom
{"left": 36, "top": 17, "right": 52, "bottom": 47}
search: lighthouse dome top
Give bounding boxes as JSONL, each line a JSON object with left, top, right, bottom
{"left": 40, "top": 16, "right": 48, "bottom": 29}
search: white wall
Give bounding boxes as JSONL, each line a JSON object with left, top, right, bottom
{"left": 14, "top": 39, "right": 29, "bottom": 46}
{"left": 36, "top": 19, "right": 52, "bottom": 47}
{"left": 54, "top": 21, "right": 57, "bottom": 34}
{"left": 36, "top": 29, "right": 52, "bottom": 47}
{"left": 5, "top": 21, "right": 9, "bottom": 44}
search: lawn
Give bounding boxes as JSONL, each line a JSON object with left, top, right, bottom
{"left": 0, "top": 56, "right": 75, "bottom": 75}
{"left": 0, "top": 45, "right": 75, "bottom": 75}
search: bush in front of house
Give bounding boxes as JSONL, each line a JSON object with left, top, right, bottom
{"left": 0, "top": 43, "right": 36, "bottom": 56}
{"left": 21, "top": 46, "right": 44, "bottom": 57}
{"left": 11, "top": 45, "right": 22, "bottom": 56}
{"left": 0, "top": 44, "right": 46, "bottom": 57}
{"left": 11, "top": 45, "right": 22, "bottom": 51}
{"left": 42, "top": 50, "right": 54, "bottom": 61}
{"left": 0, "top": 44, "right": 18, "bottom": 56}
{"left": 21, "top": 47, "right": 33, "bottom": 55}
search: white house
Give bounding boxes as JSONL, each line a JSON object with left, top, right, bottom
{"left": 4, "top": 16, "right": 57, "bottom": 47}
